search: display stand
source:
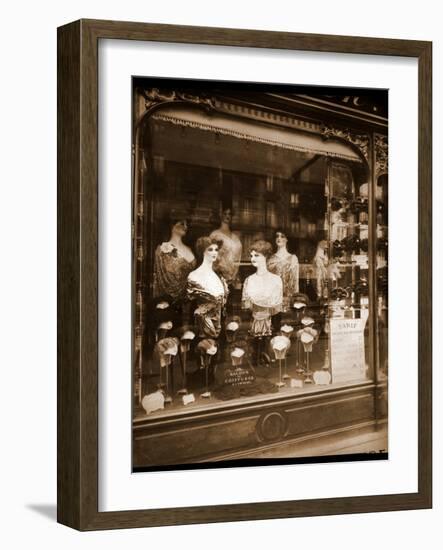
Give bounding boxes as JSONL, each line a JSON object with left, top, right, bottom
{"left": 164, "top": 358, "right": 173, "bottom": 403}
{"left": 201, "top": 354, "right": 212, "bottom": 399}
{"left": 292, "top": 297, "right": 308, "bottom": 374}
{"left": 271, "top": 335, "right": 291, "bottom": 388}
{"left": 155, "top": 337, "right": 179, "bottom": 405}
{"left": 303, "top": 344, "right": 314, "bottom": 385}
{"left": 297, "top": 318, "right": 318, "bottom": 385}
{"left": 177, "top": 330, "right": 195, "bottom": 395}
{"left": 280, "top": 325, "right": 294, "bottom": 380}
{"left": 224, "top": 318, "right": 240, "bottom": 361}
{"left": 196, "top": 339, "right": 218, "bottom": 399}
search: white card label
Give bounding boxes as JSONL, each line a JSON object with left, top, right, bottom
{"left": 290, "top": 378, "right": 303, "bottom": 388}
{"left": 182, "top": 393, "right": 195, "bottom": 405}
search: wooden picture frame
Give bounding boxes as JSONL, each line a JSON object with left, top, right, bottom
{"left": 57, "top": 19, "right": 432, "bottom": 530}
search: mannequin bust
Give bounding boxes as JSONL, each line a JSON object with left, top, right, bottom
{"left": 242, "top": 240, "right": 283, "bottom": 337}
{"left": 267, "top": 229, "right": 299, "bottom": 311}
{"left": 210, "top": 207, "right": 242, "bottom": 285}
{"left": 187, "top": 237, "right": 228, "bottom": 338}
{"left": 313, "top": 240, "right": 328, "bottom": 299}
{"left": 153, "top": 217, "right": 196, "bottom": 301}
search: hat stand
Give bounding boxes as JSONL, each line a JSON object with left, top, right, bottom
{"left": 292, "top": 305, "right": 306, "bottom": 375}
{"left": 255, "top": 336, "right": 264, "bottom": 368}
{"left": 163, "top": 356, "right": 173, "bottom": 404}
{"left": 276, "top": 355, "right": 285, "bottom": 388}
{"left": 201, "top": 355, "right": 212, "bottom": 399}
{"left": 283, "top": 355, "right": 289, "bottom": 380}
{"left": 177, "top": 340, "right": 190, "bottom": 396}
{"left": 224, "top": 325, "right": 239, "bottom": 362}
{"left": 304, "top": 346, "right": 314, "bottom": 384}
{"left": 279, "top": 327, "right": 293, "bottom": 380}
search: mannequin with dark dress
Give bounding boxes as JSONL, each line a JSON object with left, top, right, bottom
{"left": 242, "top": 240, "right": 283, "bottom": 367}
{"left": 153, "top": 217, "right": 196, "bottom": 303}
{"left": 187, "top": 237, "right": 228, "bottom": 340}
{"left": 153, "top": 217, "right": 196, "bottom": 331}
{"left": 187, "top": 237, "right": 228, "bottom": 389}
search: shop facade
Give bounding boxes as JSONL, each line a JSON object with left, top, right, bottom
{"left": 131, "top": 83, "right": 388, "bottom": 468}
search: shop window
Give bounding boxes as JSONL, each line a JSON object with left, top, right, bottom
{"left": 133, "top": 104, "right": 383, "bottom": 420}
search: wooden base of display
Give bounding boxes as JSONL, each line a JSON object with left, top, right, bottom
{"left": 133, "top": 381, "right": 388, "bottom": 469}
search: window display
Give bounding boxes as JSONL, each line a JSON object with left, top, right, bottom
{"left": 132, "top": 80, "right": 388, "bottom": 468}
{"left": 137, "top": 156, "right": 374, "bottom": 408}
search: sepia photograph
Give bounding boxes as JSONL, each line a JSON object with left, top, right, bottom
{"left": 131, "top": 79, "right": 389, "bottom": 471}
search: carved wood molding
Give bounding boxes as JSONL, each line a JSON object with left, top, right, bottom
{"left": 139, "top": 87, "right": 325, "bottom": 134}
{"left": 140, "top": 87, "right": 217, "bottom": 113}
{"left": 375, "top": 133, "right": 388, "bottom": 178}
{"left": 321, "top": 124, "right": 370, "bottom": 163}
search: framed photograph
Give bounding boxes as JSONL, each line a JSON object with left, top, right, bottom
{"left": 57, "top": 19, "right": 432, "bottom": 530}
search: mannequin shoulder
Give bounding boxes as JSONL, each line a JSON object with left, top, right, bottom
{"left": 209, "top": 229, "right": 223, "bottom": 240}
{"left": 156, "top": 241, "right": 174, "bottom": 254}
{"left": 268, "top": 272, "right": 283, "bottom": 286}
{"left": 178, "top": 244, "right": 195, "bottom": 261}
{"left": 187, "top": 266, "right": 203, "bottom": 283}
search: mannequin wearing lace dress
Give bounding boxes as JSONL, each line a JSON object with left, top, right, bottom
{"left": 210, "top": 208, "right": 242, "bottom": 285}
{"left": 267, "top": 230, "right": 299, "bottom": 311}
{"left": 242, "top": 240, "right": 283, "bottom": 338}
{"left": 187, "top": 237, "right": 228, "bottom": 339}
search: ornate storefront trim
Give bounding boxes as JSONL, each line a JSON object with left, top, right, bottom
{"left": 139, "top": 88, "right": 378, "bottom": 166}
{"left": 375, "top": 133, "right": 388, "bottom": 178}
{"left": 139, "top": 88, "right": 324, "bottom": 134}
{"left": 142, "top": 88, "right": 217, "bottom": 112}
{"left": 321, "top": 124, "right": 370, "bottom": 163}
{"left": 152, "top": 113, "right": 361, "bottom": 161}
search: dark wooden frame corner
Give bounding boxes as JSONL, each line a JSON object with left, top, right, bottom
{"left": 57, "top": 18, "right": 432, "bottom": 531}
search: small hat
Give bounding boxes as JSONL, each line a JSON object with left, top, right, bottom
{"left": 196, "top": 338, "right": 218, "bottom": 356}
{"left": 225, "top": 315, "right": 241, "bottom": 332}
{"left": 151, "top": 296, "right": 174, "bottom": 325}
{"left": 301, "top": 316, "right": 315, "bottom": 327}
{"left": 330, "top": 287, "right": 348, "bottom": 301}
{"left": 292, "top": 293, "right": 309, "bottom": 309}
{"left": 157, "top": 320, "right": 173, "bottom": 331}
{"left": 280, "top": 324, "right": 294, "bottom": 335}
{"left": 155, "top": 337, "right": 179, "bottom": 366}
{"left": 176, "top": 324, "right": 196, "bottom": 339}
{"left": 332, "top": 240, "right": 345, "bottom": 258}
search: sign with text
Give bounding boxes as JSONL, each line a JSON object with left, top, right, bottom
{"left": 330, "top": 318, "right": 367, "bottom": 383}
{"left": 219, "top": 365, "right": 256, "bottom": 388}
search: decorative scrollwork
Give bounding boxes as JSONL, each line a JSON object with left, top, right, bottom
{"left": 321, "top": 124, "right": 370, "bottom": 162}
{"left": 375, "top": 133, "right": 388, "bottom": 178}
{"left": 140, "top": 87, "right": 216, "bottom": 113}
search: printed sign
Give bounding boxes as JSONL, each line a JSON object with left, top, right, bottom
{"left": 330, "top": 317, "right": 367, "bottom": 383}
{"left": 353, "top": 254, "right": 369, "bottom": 269}
{"left": 221, "top": 365, "right": 256, "bottom": 388}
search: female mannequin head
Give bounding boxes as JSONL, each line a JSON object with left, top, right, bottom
{"left": 214, "top": 205, "right": 234, "bottom": 229}
{"left": 249, "top": 240, "right": 272, "bottom": 270}
{"left": 316, "top": 239, "right": 328, "bottom": 254}
{"left": 195, "top": 236, "right": 219, "bottom": 265}
{"left": 170, "top": 218, "right": 188, "bottom": 239}
{"left": 221, "top": 207, "right": 232, "bottom": 226}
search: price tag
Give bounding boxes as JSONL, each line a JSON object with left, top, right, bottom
{"left": 182, "top": 393, "right": 195, "bottom": 406}
{"left": 353, "top": 254, "right": 368, "bottom": 268}
{"left": 290, "top": 378, "right": 303, "bottom": 388}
